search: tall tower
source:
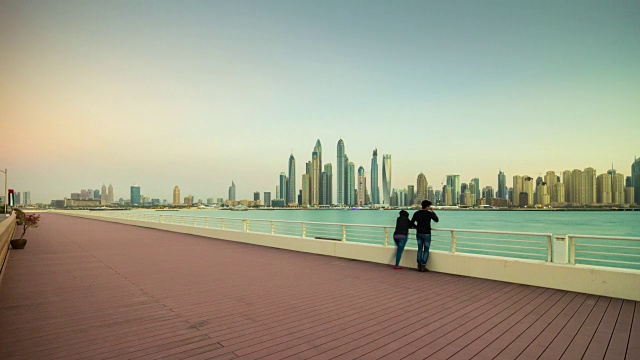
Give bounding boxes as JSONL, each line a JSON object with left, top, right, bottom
{"left": 101, "top": 184, "right": 107, "bottom": 203}
{"left": 497, "top": 170, "right": 507, "bottom": 199}
{"left": 357, "top": 166, "right": 366, "bottom": 206}
{"left": 471, "top": 178, "right": 480, "bottom": 204}
{"left": 571, "top": 169, "right": 584, "bottom": 205}
{"left": 382, "top": 154, "right": 392, "bottom": 205}
{"left": 347, "top": 162, "right": 356, "bottom": 206}
{"left": 563, "top": 170, "right": 573, "bottom": 204}
{"left": 513, "top": 175, "right": 523, "bottom": 206}
{"left": 107, "top": 183, "right": 114, "bottom": 203}
{"left": 523, "top": 176, "right": 534, "bottom": 206}
{"left": 583, "top": 167, "right": 597, "bottom": 205}
{"left": 416, "top": 173, "right": 427, "bottom": 203}
{"left": 287, "top": 153, "right": 296, "bottom": 205}
{"left": 596, "top": 173, "right": 612, "bottom": 204}
{"left": 337, "top": 139, "right": 346, "bottom": 206}
{"left": 371, "top": 149, "right": 379, "bottom": 205}
{"left": 446, "top": 175, "right": 460, "bottom": 205}
{"left": 315, "top": 139, "right": 323, "bottom": 204}
{"left": 130, "top": 185, "right": 141, "bottom": 206}
{"left": 311, "top": 146, "right": 320, "bottom": 205}
{"left": 279, "top": 172, "right": 287, "bottom": 200}
{"left": 323, "top": 163, "right": 332, "bottom": 205}
{"left": 173, "top": 186, "right": 180, "bottom": 205}
{"left": 545, "top": 171, "right": 558, "bottom": 203}
{"left": 632, "top": 156, "right": 640, "bottom": 204}
{"left": 228, "top": 181, "right": 236, "bottom": 201}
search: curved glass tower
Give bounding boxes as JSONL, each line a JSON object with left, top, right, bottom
{"left": 382, "top": 154, "right": 391, "bottom": 205}
{"left": 287, "top": 154, "right": 296, "bottom": 205}
{"left": 371, "top": 149, "right": 379, "bottom": 205}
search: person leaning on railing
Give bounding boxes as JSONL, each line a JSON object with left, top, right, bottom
{"left": 411, "top": 200, "right": 439, "bottom": 272}
{"left": 392, "top": 210, "right": 415, "bottom": 270}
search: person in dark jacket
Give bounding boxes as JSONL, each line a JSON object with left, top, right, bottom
{"left": 411, "top": 200, "right": 439, "bottom": 272}
{"left": 392, "top": 210, "right": 414, "bottom": 269}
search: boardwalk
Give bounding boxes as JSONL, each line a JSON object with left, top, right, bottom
{"left": 0, "top": 214, "right": 638, "bottom": 359}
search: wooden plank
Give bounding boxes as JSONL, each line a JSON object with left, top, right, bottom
{"left": 582, "top": 298, "right": 623, "bottom": 359}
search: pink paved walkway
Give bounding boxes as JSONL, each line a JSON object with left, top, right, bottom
{"left": 0, "top": 213, "right": 638, "bottom": 359}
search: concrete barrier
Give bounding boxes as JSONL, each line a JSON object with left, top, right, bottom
{"left": 0, "top": 213, "right": 17, "bottom": 280}
{"left": 61, "top": 212, "right": 640, "bottom": 301}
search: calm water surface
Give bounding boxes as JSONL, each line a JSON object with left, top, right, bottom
{"left": 136, "top": 209, "right": 640, "bottom": 237}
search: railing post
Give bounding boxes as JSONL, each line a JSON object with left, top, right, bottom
{"left": 181, "top": 216, "right": 184, "bottom": 225}
{"left": 205, "top": 218, "right": 209, "bottom": 228}
{"left": 221, "top": 219, "right": 225, "bottom": 230}
{"left": 342, "top": 225, "right": 347, "bottom": 242}
{"left": 384, "top": 227, "right": 389, "bottom": 247}
{"left": 546, "top": 235, "right": 553, "bottom": 262}
{"left": 193, "top": 217, "right": 197, "bottom": 226}
{"left": 271, "top": 221, "right": 275, "bottom": 235}
{"left": 451, "top": 230, "right": 457, "bottom": 253}
{"left": 302, "top": 223, "right": 306, "bottom": 238}
{"left": 243, "top": 219, "right": 249, "bottom": 232}
{"left": 569, "top": 235, "right": 576, "bottom": 264}
{"left": 160, "top": 215, "right": 164, "bottom": 223}
{"left": 144, "top": 214, "right": 147, "bottom": 221}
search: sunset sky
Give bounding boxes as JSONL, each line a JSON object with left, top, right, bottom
{"left": 1, "top": 0, "right": 639, "bottom": 203}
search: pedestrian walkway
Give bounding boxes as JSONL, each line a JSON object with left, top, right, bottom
{"left": 0, "top": 213, "right": 637, "bottom": 359}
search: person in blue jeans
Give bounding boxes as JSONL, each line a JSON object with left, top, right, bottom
{"left": 411, "top": 200, "right": 439, "bottom": 272}
{"left": 392, "top": 210, "right": 414, "bottom": 270}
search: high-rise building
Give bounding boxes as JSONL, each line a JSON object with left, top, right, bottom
{"left": 81, "top": 189, "right": 88, "bottom": 200}
{"left": 130, "top": 185, "right": 141, "bottom": 205}
{"left": 427, "top": 185, "right": 434, "bottom": 202}
{"left": 323, "top": 163, "right": 332, "bottom": 205}
{"left": 288, "top": 153, "right": 296, "bottom": 205}
{"left": 183, "top": 195, "right": 193, "bottom": 206}
{"left": 523, "top": 176, "right": 534, "bottom": 206}
{"left": 434, "top": 189, "right": 442, "bottom": 205}
{"left": 446, "top": 175, "right": 460, "bottom": 205}
{"left": 469, "top": 181, "right": 477, "bottom": 205}
{"left": 536, "top": 182, "right": 550, "bottom": 205}
{"left": 625, "top": 187, "right": 635, "bottom": 205}
{"left": 347, "top": 162, "right": 356, "bottom": 206}
{"left": 416, "top": 173, "right": 427, "bottom": 203}
{"left": 596, "top": 174, "right": 612, "bottom": 204}
{"left": 583, "top": 167, "right": 597, "bottom": 205}
{"left": 93, "top": 189, "right": 100, "bottom": 200}
{"left": 482, "top": 186, "right": 495, "bottom": 200}
{"left": 228, "top": 181, "right": 236, "bottom": 201}
{"left": 253, "top": 192, "right": 260, "bottom": 202}
{"left": 264, "top": 192, "right": 271, "bottom": 207}
{"left": 23, "top": 191, "right": 31, "bottom": 205}
{"left": 497, "top": 170, "right": 507, "bottom": 199}
{"left": 612, "top": 173, "right": 625, "bottom": 204}
{"left": 357, "top": 166, "right": 366, "bottom": 206}
{"left": 315, "top": 139, "right": 323, "bottom": 205}
{"left": 633, "top": 156, "right": 640, "bottom": 204}
{"left": 101, "top": 184, "right": 108, "bottom": 203}
{"left": 407, "top": 185, "right": 415, "bottom": 206}
{"left": 545, "top": 171, "right": 558, "bottom": 203}
{"left": 471, "top": 178, "right": 480, "bottom": 204}
{"left": 371, "top": 149, "right": 379, "bottom": 205}
{"left": 571, "top": 169, "right": 584, "bottom": 205}
{"left": 321, "top": 171, "right": 329, "bottom": 206}
{"left": 301, "top": 174, "right": 310, "bottom": 206}
{"left": 563, "top": 170, "right": 572, "bottom": 204}
{"left": 311, "top": 145, "right": 320, "bottom": 205}
{"left": 512, "top": 175, "right": 523, "bottom": 206}
{"left": 555, "top": 183, "right": 565, "bottom": 204}
{"left": 382, "top": 155, "right": 392, "bottom": 205}
{"left": 173, "top": 186, "right": 180, "bottom": 205}
{"left": 108, "top": 183, "right": 114, "bottom": 203}
{"left": 279, "top": 172, "right": 287, "bottom": 200}
{"left": 337, "top": 139, "right": 346, "bottom": 205}
{"left": 444, "top": 185, "right": 452, "bottom": 206}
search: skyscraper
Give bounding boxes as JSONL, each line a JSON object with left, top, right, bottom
{"left": 596, "top": 173, "right": 612, "bottom": 204}
{"left": 523, "top": 176, "right": 534, "bottom": 206}
{"left": 633, "top": 156, "right": 640, "bottom": 204}
{"left": 264, "top": 192, "right": 271, "bottom": 207}
{"left": 228, "top": 181, "right": 236, "bottom": 201}
{"left": 301, "top": 174, "right": 310, "bottom": 206}
{"left": 583, "top": 167, "right": 597, "bottom": 205}
{"left": 371, "top": 149, "right": 379, "bottom": 205}
{"left": 446, "top": 175, "right": 460, "bottom": 205}
{"left": 288, "top": 153, "right": 296, "bottom": 205}
{"left": 101, "top": 184, "right": 107, "bottom": 203}
{"left": 357, "top": 166, "right": 366, "bottom": 206}
{"left": 571, "top": 169, "right": 584, "bottom": 205}
{"left": 563, "top": 170, "right": 573, "bottom": 204}
{"left": 173, "top": 186, "right": 180, "bottom": 205}
{"left": 347, "top": 162, "right": 356, "bottom": 206}
{"left": 311, "top": 145, "right": 320, "bottom": 205}
{"left": 497, "top": 170, "right": 507, "bottom": 200}
{"left": 612, "top": 173, "right": 625, "bottom": 204}
{"left": 416, "top": 173, "right": 427, "bottom": 203}
{"left": 337, "top": 139, "right": 345, "bottom": 206}
{"left": 469, "top": 181, "right": 477, "bottom": 205}
{"left": 315, "top": 139, "right": 323, "bottom": 205}
{"left": 382, "top": 154, "right": 392, "bottom": 205}
{"left": 545, "top": 171, "right": 558, "bottom": 203}
{"left": 107, "top": 183, "right": 114, "bottom": 203}
{"left": 279, "top": 173, "right": 287, "bottom": 200}
{"left": 513, "top": 175, "right": 523, "bottom": 206}
{"left": 323, "top": 163, "right": 332, "bottom": 205}
{"left": 93, "top": 189, "right": 100, "bottom": 200}
{"left": 130, "top": 185, "right": 141, "bottom": 205}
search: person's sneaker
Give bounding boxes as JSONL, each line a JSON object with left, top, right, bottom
{"left": 417, "top": 264, "right": 422, "bottom": 271}
{"left": 394, "top": 266, "right": 403, "bottom": 270}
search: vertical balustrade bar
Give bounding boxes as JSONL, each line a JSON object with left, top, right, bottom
{"left": 569, "top": 235, "right": 576, "bottom": 264}
{"left": 193, "top": 217, "right": 197, "bottom": 226}
{"left": 302, "top": 223, "right": 306, "bottom": 238}
{"left": 271, "top": 221, "right": 275, "bottom": 235}
{"left": 222, "top": 219, "right": 225, "bottom": 230}
{"left": 384, "top": 228, "right": 389, "bottom": 247}
{"left": 546, "top": 235, "right": 553, "bottom": 262}
{"left": 243, "top": 220, "right": 248, "bottom": 232}
{"left": 205, "top": 218, "right": 208, "bottom": 228}
{"left": 451, "top": 230, "right": 457, "bottom": 253}
{"left": 342, "top": 225, "right": 347, "bottom": 242}
{"left": 160, "top": 215, "right": 164, "bottom": 223}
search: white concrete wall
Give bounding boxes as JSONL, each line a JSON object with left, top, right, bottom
{"left": 61, "top": 212, "right": 640, "bottom": 301}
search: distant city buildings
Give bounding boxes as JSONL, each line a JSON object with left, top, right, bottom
{"left": 130, "top": 185, "right": 141, "bottom": 205}
{"left": 382, "top": 154, "right": 391, "bottom": 205}
{"left": 371, "top": 149, "right": 379, "bottom": 205}
{"left": 173, "top": 186, "right": 180, "bottom": 205}
{"left": 228, "top": 181, "right": 236, "bottom": 201}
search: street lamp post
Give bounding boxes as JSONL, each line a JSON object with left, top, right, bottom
{"left": 0, "top": 169, "right": 6, "bottom": 216}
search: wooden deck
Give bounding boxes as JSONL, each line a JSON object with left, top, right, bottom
{"left": 0, "top": 213, "right": 637, "bottom": 359}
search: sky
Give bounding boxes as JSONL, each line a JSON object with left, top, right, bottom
{"left": 1, "top": 0, "right": 639, "bottom": 203}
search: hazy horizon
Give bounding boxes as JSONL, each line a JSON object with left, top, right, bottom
{"left": 2, "top": 1, "right": 639, "bottom": 203}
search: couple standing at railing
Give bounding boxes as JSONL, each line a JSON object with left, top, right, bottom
{"left": 393, "top": 200, "right": 439, "bottom": 272}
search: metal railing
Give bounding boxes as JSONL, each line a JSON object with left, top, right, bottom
{"left": 70, "top": 211, "right": 555, "bottom": 263}
{"left": 568, "top": 234, "right": 640, "bottom": 270}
